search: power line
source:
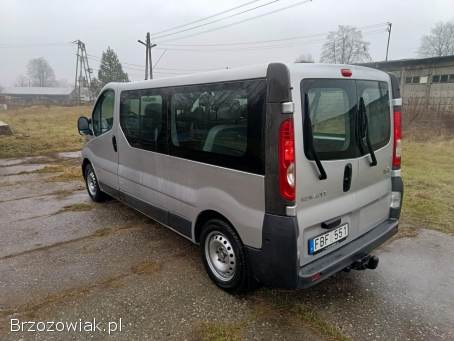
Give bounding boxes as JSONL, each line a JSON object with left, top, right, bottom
{"left": 151, "top": 0, "right": 283, "bottom": 40}
{"left": 149, "top": 0, "right": 264, "bottom": 38}
{"left": 158, "top": 23, "right": 387, "bottom": 47}
{"left": 157, "top": 0, "right": 314, "bottom": 43}
{"left": 156, "top": 27, "right": 388, "bottom": 52}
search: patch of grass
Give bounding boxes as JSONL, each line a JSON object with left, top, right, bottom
{"left": 294, "top": 305, "right": 349, "bottom": 341}
{"left": 0, "top": 105, "right": 90, "bottom": 158}
{"left": 31, "top": 162, "right": 82, "bottom": 182}
{"left": 251, "top": 292, "right": 348, "bottom": 341}
{"left": 191, "top": 321, "right": 244, "bottom": 341}
{"left": 401, "top": 137, "right": 454, "bottom": 234}
{"left": 60, "top": 203, "right": 93, "bottom": 213}
{"left": 50, "top": 164, "right": 82, "bottom": 182}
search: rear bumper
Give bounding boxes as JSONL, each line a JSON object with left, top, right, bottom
{"left": 297, "top": 218, "right": 398, "bottom": 288}
{"left": 246, "top": 214, "right": 398, "bottom": 289}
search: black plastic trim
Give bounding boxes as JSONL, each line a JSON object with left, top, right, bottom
{"left": 246, "top": 215, "right": 398, "bottom": 289}
{"left": 264, "top": 63, "right": 294, "bottom": 215}
{"left": 99, "top": 182, "right": 192, "bottom": 238}
{"left": 246, "top": 213, "right": 299, "bottom": 288}
{"left": 297, "top": 219, "right": 398, "bottom": 289}
{"left": 390, "top": 176, "right": 404, "bottom": 219}
{"left": 388, "top": 73, "right": 401, "bottom": 99}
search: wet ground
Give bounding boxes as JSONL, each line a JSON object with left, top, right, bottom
{"left": 0, "top": 153, "right": 453, "bottom": 340}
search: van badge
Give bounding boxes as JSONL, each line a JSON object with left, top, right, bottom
{"left": 383, "top": 166, "right": 391, "bottom": 175}
{"left": 301, "top": 191, "right": 327, "bottom": 202}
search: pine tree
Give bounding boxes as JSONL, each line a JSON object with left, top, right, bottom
{"left": 98, "top": 47, "right": 129, "bottom": 86}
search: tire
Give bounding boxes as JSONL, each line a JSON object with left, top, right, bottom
{"left": 84, "top": 163, "right": 107, "bottom": 202}
{"left": 200, "top": 219, "right": 256, "bottom": 293}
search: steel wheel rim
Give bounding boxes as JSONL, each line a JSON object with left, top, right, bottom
{"left": 204, "top": 231, "right": 237, "bottom": 282}
{"left": 87, "top": 169, "right": 97, "bottom": 196}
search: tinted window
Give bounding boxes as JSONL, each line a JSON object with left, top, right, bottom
{"left": 449, "top": 75, "right": 454, "bottom": 83}
{"left": 301, "top": 79, "right": 391, "bottom": 161}
{"left": 170, "top": 79, "right": 266, "bottom": 174}
{"left": 412, "top": 76, "right": 420, "bottom": 83}
{"left": 302, "top": 79, "right": 357, "bottom": 160}
{"left": 440, "top": 75, "right": 449, "bottom": 83}
{"left": 120, "top": 89, "right": 166, "bottom": 152}
{"left": 432, "top": 75, "right": 440, "bottom": 83}
{"left": 92, "top": 90, "right": 115, "bottom": 136}
{"left": 357, "top": 80, "right": 390, "bottom": 150}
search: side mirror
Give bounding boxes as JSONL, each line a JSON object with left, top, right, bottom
{"left": 77, "top": 116, "right": 92, "bottom": 135}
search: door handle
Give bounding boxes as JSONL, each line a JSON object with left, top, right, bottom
{"left": 321, "top": 217, "right": 341, "bottom": 229}
{"left": 343, "top": 163, "right": 352, "bottom": 192}
{"left": 112, "top": 135, "right": 117, "bottom": 152}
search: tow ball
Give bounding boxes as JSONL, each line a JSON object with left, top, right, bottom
{"left": 344, "top": 255, "right": 379, "bottom": 272}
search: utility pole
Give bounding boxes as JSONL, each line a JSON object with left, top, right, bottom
{"left": 138, "top": 32, "right": 157, "bottom": 80}
{"left": 385, "top": 22, "right": 392, "bottom": 61}
{"left": 73, "top": 40, "right": 93, "bottom": 103}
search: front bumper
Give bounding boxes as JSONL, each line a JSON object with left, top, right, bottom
{"left": 246, "top": 214, "right": 398, "bottom": 289}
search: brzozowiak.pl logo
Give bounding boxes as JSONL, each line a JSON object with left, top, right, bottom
{"left": 10, "top": 318, "right": 123, "bottom": 335}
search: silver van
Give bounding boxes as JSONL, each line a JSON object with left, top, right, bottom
{"left": 77, "top": 62, "right": 403, "bottom": 292}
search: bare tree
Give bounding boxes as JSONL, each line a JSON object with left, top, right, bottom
{"left": 295, "top": 53, "right": 314, "bottom": 63}
{"left": 418, "top": 21, "right": 454, "bottom": 57}
{"left": 320, "top": 25, "right": 371, "bottom": 64}
{"left": 15, "top": 75, "right": 30, "bottom": 87}
{"left": 26, "top": 57, "right": 56, "bottom": 87}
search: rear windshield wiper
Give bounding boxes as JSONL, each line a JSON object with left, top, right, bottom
{"left": 358, "top": 97, "right": 377, "bottom": 167}
{"left": 304, "top": 93, "right": 327, "bottom": 180}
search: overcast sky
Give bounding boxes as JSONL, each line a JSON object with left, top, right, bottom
{"left": 1, "top": 0, "right": 453, "bottom": 87}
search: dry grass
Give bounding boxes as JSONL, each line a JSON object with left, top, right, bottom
{"left": 191, "top": 321, "right": 244, "bottom": 341}
{"left": 60, "top": 203, "right": 93, "bottom": 213}
{"left": 401, "top": 137, "right": 454, "bottom": 234}
{"left": 0, "top": 105, "right": 90, "bottom": 158}
{"left": 31, "top": 162, "right": 83, "bottom": 182}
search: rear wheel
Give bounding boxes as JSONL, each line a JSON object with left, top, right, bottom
{"left": 200, "top": 219, "right": 256, "bottom": 293}
{"left": 84, "top": 163, "right": 107, "bottom": 202}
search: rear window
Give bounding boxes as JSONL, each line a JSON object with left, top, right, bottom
{"left": 301, "top": 79, "right": 390, "bottom": 161}
{"left": 357, "top": 80, "right": 390, "bottom": 150}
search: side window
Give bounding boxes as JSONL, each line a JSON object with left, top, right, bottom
{"left": 169, "top": 79, "right": 266, "bottom": 174}
{"left": 302, "top": 79, "right": 357, "bottom": 160}
{"left": 119, "top": 89, "right": 165, "bottom": 152}
{"left": 92, "top": 90, "right": 115, "bottom": 136}
{"left": 357, "top": 81, "right": 390, "bottom": 150}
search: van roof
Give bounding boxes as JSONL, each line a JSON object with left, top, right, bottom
{"left": 110, "top": 62, "right": 389, "bottom": 91}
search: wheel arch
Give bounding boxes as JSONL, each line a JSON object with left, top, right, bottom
{"left": 194, "top": 210, "right": 240, "bottom": 244}
{"left": 81, "top": 158, "right": 91, "bottom": 179}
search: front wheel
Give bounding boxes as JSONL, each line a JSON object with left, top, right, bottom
{"left": 84, "top": 163, "right": 107, "bottom": 202}
{"left": 200, "top": 219, "right": 256, "bottom": 293}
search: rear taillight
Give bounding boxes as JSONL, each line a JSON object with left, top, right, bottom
{"left": 279, "top": 118, "right": 295, "bottom": 201}
{"left": 392, "top": 110, "right": 402, "bottom": 169}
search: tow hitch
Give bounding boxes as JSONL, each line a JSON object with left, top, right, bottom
{"left": 344, "top": 255, "right": 379, "bottom": 272}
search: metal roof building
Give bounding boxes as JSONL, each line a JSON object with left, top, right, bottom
{"left": 0, "top": 87, "right": 75, "bottom": 105}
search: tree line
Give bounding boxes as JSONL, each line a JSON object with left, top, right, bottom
{"left": 9, "top": 21, "right": 454, "bottom": 94}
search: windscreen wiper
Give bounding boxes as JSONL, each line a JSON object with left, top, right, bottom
{"left": 304, "top": 93, "right": 327, "bottom": 180}
{"left": 358, "top": 97, "right": 377, "bottom": 167}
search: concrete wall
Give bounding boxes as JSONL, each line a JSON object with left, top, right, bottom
{"left": 365, "top": 58, "right": 454, "bottom": 133}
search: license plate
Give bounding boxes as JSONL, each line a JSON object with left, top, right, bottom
{"left": 308, "top": 224, "right": 349, "bottom": 255}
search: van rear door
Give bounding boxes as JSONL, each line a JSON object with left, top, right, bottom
{"left": 296, "top": 78, "right": 362, "bottom": 266}
{"left": 296, "top": 76, "right": 394, "bottom": 267}
{"left": 355, "top": 80, "right": 393, "bottom": 236}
